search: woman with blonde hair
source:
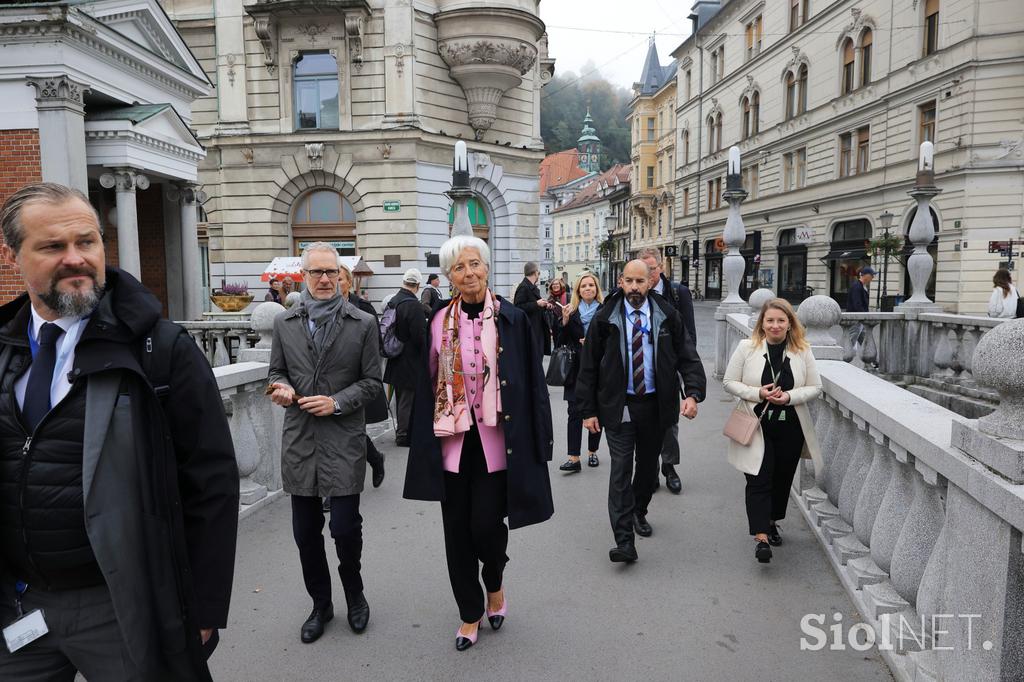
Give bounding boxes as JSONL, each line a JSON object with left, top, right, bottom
{"left": 723, "top": 298, "right": 822, "bottom": 564}
{"left": 555, "top": 271, "right": 605, "bottom": 472}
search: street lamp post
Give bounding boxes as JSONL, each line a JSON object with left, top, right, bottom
{"left": 878, "top": 209, "right": 894, "bottom": 310}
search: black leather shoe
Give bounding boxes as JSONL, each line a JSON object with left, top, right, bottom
{"left": 394, "top": 434, "right": 410, "bottom": 447}
{"left": 559, "top": 459, "right": 582, "bottom": 473}
{"left": 300, "top": 604, "right": 333, "bottom": 643}
{"left": 346, "top": 591, "right": 370, "bottom": 633}
{"left": 756, "top": 541, "right": 773, "bottom": 563}
{"left": 609, "top": 544, "right": 638, "bottom": 563}
{"left": 368, "top": 450, "right": 385, "bottom": 488}
{"left": 633, "top": 513, "right": 653, "bottom": 537}
{"left": 767, "top": 524, "right": 782, "bottom": 546}
{"left": 663, "top": 466, "right": 682, "bottom": 495}
{"left": 587, "top": 453, "right": 599, "bottom": 467}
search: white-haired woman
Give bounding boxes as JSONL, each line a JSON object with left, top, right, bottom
{"left": 403, "top": 235, "right": 554, "bottom": 652}
{"left": 555, "top": 271, "right": 605, "bottom": 472}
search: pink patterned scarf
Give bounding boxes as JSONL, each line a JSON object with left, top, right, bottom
{"left": 433, "top": 290, "right": 502, "bottom": 437}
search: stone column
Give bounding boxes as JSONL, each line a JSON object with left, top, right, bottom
{"left": 179, "top": 185, "right": 204, "bottom": 321}
{"left": 26, "top": 75, "right": 89, "bottom": 193}
{"left": 213, "top": 0, "right": 250, "bottom": 135}
{"left": 99, "top": 168, "right": 149, "bottom": 279}
{"left": 898, "top": 142, "right": 942, "bottom": 310}
{"left": 714, "top": 147, "right": 752, "bottom": 377}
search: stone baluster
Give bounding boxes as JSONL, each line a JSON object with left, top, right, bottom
{"left": 212, "top": 330, "right": 231, "bottom": 367}
{"left": 898, "top": 142, "right": 942, "bottom": 308}
{"left": 228, "top": 386, "right": 268, "bottom": 505}
{"left": 931, "top": 323, "right": 955, "bottom": 378}
{"left": 957, "top": 326, "right": 980, "bottom": 385}
{"left": 840, "top": 321, "right": 857, "bottom": 362}
{"left": 858, "top": 320, "right": 879, "bottom": 368}
{"left": 947, "top": 326, "right": 966, "bottom": 380}
{"left": 869, "top": 444, "right": 917, "bottom": 575}
{"left": 837, "top": 418, "right": 872, "bottom": 526}
{"left": 853, "top": 431, "right": 892, "bottom": 548}
{"left": 824, "top": 411, "right": 857, "bottom": 507}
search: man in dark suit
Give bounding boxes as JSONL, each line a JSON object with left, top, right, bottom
{"left": 846, "top": 266, "right": 874, "bottom": 347}
{"left": 639, "top": 249, "right": 696, "bottom": 495}
{"left": 384, "top": 268, "right": 428, "bottom": 448}
{"left": 576, "top": 259, "right": 707, "bottom": 563}
{"left": 513, "top": 261, "right": 551, "bottom": 356}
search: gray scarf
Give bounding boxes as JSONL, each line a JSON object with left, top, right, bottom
{"left": 301, "top": 288, "right": 345, "bottom": 354}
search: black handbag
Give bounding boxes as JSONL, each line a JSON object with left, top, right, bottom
{"left": 1016, "top": 295, "right": 1024, "bottom": 319}
{"left": 545, "top": 345, "right": 576, "bottom": 386}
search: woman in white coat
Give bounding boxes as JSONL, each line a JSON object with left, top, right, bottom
{"left": 723, "top": 298, "right": 822, "bottom": 563}
{"left": 987, "top": 268, "right": 1019, "bottom": 319}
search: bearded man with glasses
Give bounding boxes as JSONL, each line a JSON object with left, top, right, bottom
{"left": 267, "top": 242, "right": 383, "bottom": 644}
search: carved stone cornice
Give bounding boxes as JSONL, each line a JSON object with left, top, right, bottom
{"left": 99, "top": 168, "right": 150, "bottom": 193}
{"left": 244, "top": 0, "right": 370, "bottom": 75}
{"left": 437, "top": 39, "right": 538, "bottom": 76}
{"left": 26, "top": 75, "right": 88, "bottom": 111}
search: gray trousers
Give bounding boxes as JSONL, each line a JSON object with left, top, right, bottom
{"left": 0, "top": 581, "right": 137, "bottom": 681}
{"left": 395, "top": 387, "right": 415, "bottom": 438}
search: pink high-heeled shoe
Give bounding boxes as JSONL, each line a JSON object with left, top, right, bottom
{"left": 455, "top": 619, "right": 484, "bottom": 651}
{"left": 486, "top": 594, "right": 507, "bottom": 631}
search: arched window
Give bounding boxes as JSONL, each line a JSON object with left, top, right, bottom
{"left": 785, "top": 72, "right": 797, "bottom": 119}
{"left": 860, "top": 29, "right": 873, "bottom": 86}
{"left": 291, "top": 190, "right": 357, "bottom": 255}
{"left": 841, "top": 39, "right": 855, "bottom": 95}
{"left": 447, "top": 196, "right": 490, "bottom": 243}
{"left": 707, "top": 114, "right": 716, "bottom": 151}
{"left": 294, "top": 52, "right": 339, "bottom": 130}
{"left": 742, "top": 98, "right": 751, "bottom": 139}
{"left": 828, "top": 218, "right": 872, "bottom": 308}
{"left": 682, "top": 129, "right": 690, "bottom": 163}
{"left": 714, "top": 112, "right": 723, "bottom": 152}
{"left": 797, "top": 64, "right": 808, "bottom": 114}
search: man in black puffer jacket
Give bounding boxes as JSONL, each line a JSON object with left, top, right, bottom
{"left": 0, "top": 183, "right": 238, "bottom": 681}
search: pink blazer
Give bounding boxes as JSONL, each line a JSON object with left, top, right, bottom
{"left": 429, "top": 309, "right": 508, "bottom": 474}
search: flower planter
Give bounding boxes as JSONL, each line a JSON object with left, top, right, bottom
{"left": 210, "top": 294, "right": 254, "bottom": 312}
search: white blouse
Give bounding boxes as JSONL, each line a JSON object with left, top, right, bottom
{"left": 987, "top": 285, "right": 1019, "bottom": 319}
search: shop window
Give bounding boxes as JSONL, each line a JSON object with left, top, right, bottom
{"left": 294, "top": 52, "right": 339, "bottom": 130}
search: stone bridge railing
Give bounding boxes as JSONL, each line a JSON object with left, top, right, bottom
{"left": 719, "top": 300, "right": 1024, "bottom": 682}
{"left": 179, "top": 321, "right": 258, "bottom": 367}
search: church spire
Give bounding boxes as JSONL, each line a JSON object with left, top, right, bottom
{"left": 577, "top": 103, "right": 601, "bottom": 173}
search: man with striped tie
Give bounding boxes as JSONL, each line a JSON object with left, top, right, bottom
{"left": 575, "top": 260, "right": 706, "bottom": 563}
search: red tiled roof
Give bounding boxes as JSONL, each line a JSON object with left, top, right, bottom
{"left": 551, "top": 164, "right": 631, "bottom": 214}
{"left": 539, "top": 149, "right": 590, "bottom": 193}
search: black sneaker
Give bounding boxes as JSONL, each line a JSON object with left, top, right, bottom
{"left": 755, "top": 541, "right": 772, "bottom": 563}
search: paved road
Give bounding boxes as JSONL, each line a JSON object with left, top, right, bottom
{"left": 211, "top": 302, "right": 892, "bottom": 682}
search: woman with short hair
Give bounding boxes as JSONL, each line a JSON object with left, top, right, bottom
{"left": 723, "top": 298, "right": 822, "bottom": 564}
{"left": 556, "top": 272, "right": 605, "bottom": 472}
{"left": 988, "top": 268, "right": 1019, "bottom": 319}
{"left": 404, "top": 235, "right": 553, "bottom": 651}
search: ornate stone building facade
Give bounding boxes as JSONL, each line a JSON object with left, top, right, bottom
{"left": 0, "top": 0, "right": 211, "bottom": 318}
{"left": 162, "top": 0, "right": 554, "bottom": 303}
{"left": 670, "top": 0, "right": 1024, "bottom": 312}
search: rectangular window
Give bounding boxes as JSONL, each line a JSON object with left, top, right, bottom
{"left": 575, "top": 220, "right": 580, "bottom": 235}
{"left": 718, "top": 46, "right": 725, "bottom": 80}
{"left": 706, "top": 177, "right": 722, "bottom": 210}
{"left": 585, "top": 244, "right": 590, "bottom": 259}
{"left": 796, "top": 148, "right": 806, "bottom": 188}
{"left": 790, "top": 0, "right": 800, "bottom": 32}
{"left": 924, "top": 0, "right": 939, "bottom": 56}
{"left": 683, "top": 130, "right": 690, "bottom": 162}
{"left": 856, "top": 126, "right": 870, "bottom": 173}
{"left": 710, "top": 51, "right": 718, "bottom": 84}
{"left": 742, "top": 165, "right": 759, "bottom": 199}
{"left": 294, "top": 52, "right": 340, "bottom": 130}
{"left": 560, "top": 224, "right": 564, "bottom": 237}
{"left": 545, "top": 246, "right": 551, "bottom": 259}
{"left": 746, "top": 15, "right": 763, "bottom": 61}
{"left": 575, "top": 245, "right": 580, "bottom": 260}
{"left": 840, "top": 133, "right": 853, "bottom": 177}
{"left": 585, "top": 219, "right": 590, "bottom": 234}
{"left": 658, "top": 160, "right": 663, "bottom": 186}
{"left": 647, "top": 118, "right": 656, "bottom": 142}
{"left": 802, "top": 0, "right": 810, "bottom": 24}
{"left": 861, "top": 30, "right": 873, "bottom": 85}
{"left": 646, "top": 166, "right": 655, "bottom": 189}
{"left": 683, "top": 187, "right": 690, "bottom": 216}
{"left": 783, "top": 152, "right": 794, "bottom": 191}
{"left": 685, "top": 69, "right": 692, "bottom": 100}
{"left": 658, "top": 209, "right": 663, "bottom": 236}
{"left": 544, "top": 225, "right": 550, "bottom": 238}
{"left": 919, "top": 100, "right": 936, "bottom": 143}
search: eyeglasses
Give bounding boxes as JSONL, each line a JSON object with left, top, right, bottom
{"left": 305, "top": 269, "right": 341, "bottom": 280}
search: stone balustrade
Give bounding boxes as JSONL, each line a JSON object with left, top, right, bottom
{"left": 720, "top": 306, "right": 1024, "bottom": 682}
{"left": 179, "top": 320, "right": 258, "bottom": 367}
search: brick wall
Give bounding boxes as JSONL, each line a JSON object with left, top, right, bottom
{"left": 0, "top": 129, "right": 42, "bottom": 302}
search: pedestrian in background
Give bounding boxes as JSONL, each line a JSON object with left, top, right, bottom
{"left": 845, "top": 266, "right": 874, "bottom": 348}
{"left": 576, "top": 259, "right": 706, "bottom": 563}
{"left": 404, "top": 235, "right": 553, "bottom": 651}
{"left": 421, "top": 273, "right": 443, "bottom": 317}
{"left": 0, "top": 183, "right": 238, "bottom": 680}
{"left": 265, "top": 278, "right": 284, "bottom": 303}
{"left": 384, "top": 268, "right": 428, "bottom": 447}
{"left": 639, "top": 247, "right": 696, "bottom": 495}
{"left": 723, "top": 298, "right": 822, "bottom": 564}
{"left": 513, "top": 261, "right": 551, "bottom": 356}
{"left": 555, "top": 271, "right": 604, "bottom": 473}
{"left": 268, "top": 242, "right": 382, "bottom": 644}
{"left": 988, "top": 268, "right": 1020, "bottom": 318}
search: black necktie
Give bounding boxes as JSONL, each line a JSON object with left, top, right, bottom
{"left": 23, "top": 322, "right": 64, "bottom": 432}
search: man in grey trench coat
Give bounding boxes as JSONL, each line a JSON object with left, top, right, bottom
{"left": 268, "top": 242, "right": 383, "bottom": 644}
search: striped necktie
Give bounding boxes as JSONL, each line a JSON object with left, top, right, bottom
{"left": 631, "top": 309, "right": 645, "bottom": 396}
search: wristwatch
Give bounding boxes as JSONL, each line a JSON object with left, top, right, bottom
{"left": 332, "top": 398, "right": 341, "bottom": 414}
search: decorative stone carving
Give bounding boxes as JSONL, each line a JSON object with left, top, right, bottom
{"left": 434, "top": 6, "right": 545, "bottom": 138}
{"left": 297, "top": 23, "right": 328, "bottom": 44}
{"left": 225, "top": 55, "right": 237, "bottom": 86}
{"left": 345, "top": 15, "right": 364, "bottom": 68}
{"left": 252, "top": 15, "right": 277, "bottom": 75}
{"left": 474, "top": 152, "right": 491, "bottom": 174}
{"left": 394, "top": 43, "right": 406, "bottom": 77}
{"left": 240, "top": 148, "right": 254, "bottom": 164}
{"left": 26, "top": 75, "right": 88, "bottom": 114}
{"left": 99, "top": 168, "right": 149, "bottom": 192}
{"left": 246, "top": 2, "right": 368, "bottom": 75}
{"left": 305, "top": 143, "right": 324, "bottom": 170}
{"left": 377, "top": 143, "right": 391, "bottom": 159}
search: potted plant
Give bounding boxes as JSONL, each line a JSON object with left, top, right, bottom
{"left": 210, "top": 282, "right": 254, "bottom": 312}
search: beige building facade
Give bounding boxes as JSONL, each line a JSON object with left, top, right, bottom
{"left": 162, "top": 0, "right": 554, "bottom": 304}
{"left": 671, "top": 0, "right": 1024, "bottom": 312}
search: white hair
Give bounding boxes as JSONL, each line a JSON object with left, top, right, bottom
{"left": 439, "top": 235, "right": 490, "bottom": 277}
{"left": 300, "top": 241, "right": 342, "bottom": 269}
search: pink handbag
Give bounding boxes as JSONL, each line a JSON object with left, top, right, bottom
{"left": 722, "top": 402, "right": 764, "bottom": 446}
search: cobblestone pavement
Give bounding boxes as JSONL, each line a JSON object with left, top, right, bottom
{"left": 211, "top": 302, "right": 892, "bottom": 682}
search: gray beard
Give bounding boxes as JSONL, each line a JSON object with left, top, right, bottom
{"left": 39, "top": 282, "right": 104, "bottom": 318}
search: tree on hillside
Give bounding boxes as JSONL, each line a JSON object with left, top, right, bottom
{"left": 541, "top": 69, "right": 633, "bottom": 169}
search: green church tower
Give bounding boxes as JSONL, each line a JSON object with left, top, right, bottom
{"left": 577, "top": 107, "right": 602, "bottom": 173}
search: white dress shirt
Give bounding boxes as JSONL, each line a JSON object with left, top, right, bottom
{"left": 15, "top": 307, "right": 88, "bottom": 410}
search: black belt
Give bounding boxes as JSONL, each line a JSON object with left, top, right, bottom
{"left": 625, "top": 393, "right": 657, "bottom": 403}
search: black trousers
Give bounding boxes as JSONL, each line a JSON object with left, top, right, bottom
{"left": 291, "top": 494, "right": 363, "bottom": 609}
{"left": 604, "top": 396, "right": 667, "bottom": 547}
{"left": 440, "top": 426, "right": 509, "bottom": 623}
{"left": 565, "top": 389, "right": 602, "bottom": 457}
{"left": 395, "top": 387, "right": 415, "bottom": 439}
{"left": 744, "top": 410, "right": 805, "bottom": 535}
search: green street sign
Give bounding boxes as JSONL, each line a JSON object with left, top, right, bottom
{"left": 383, "top": 200, "right": 401, "bottom": 212}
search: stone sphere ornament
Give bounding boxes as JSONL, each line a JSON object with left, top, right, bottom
{"left": 748, "top": 288, "right": 776, "bottom": 315}
{"left": 971, "top": 319, "right": 1024, "bottom": 441}
{"left": 797, "top": 295, "right": 843, "bottom": 347}
{"left": 250, "top": 301, "right": 286, "bottom": 349}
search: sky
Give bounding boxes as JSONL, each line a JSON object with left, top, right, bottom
{"left": 539, "top": 1, "right": 694, "bottom": 89}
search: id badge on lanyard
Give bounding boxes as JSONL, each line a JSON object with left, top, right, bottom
{"left": 3, "top": 582, "right": 49, "bottom": 653}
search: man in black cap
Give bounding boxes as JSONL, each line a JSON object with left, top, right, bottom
{"left": 846, "top": 266, "right": 875, "bottom": 347}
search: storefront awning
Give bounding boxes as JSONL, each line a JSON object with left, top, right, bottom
{"left": 823, "top": 248, "right": 868, "bottom": 260}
